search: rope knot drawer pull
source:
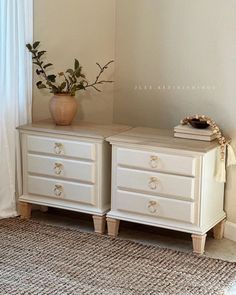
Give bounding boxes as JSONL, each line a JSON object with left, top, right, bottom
{"left": 54, "top": 185, "right": 64, "bottom": 198}
{"left": 149, "top": 155, "right": 158, "bottom": 168}
{"left": 147, "top": 200, "right": 159, "bottom": 214}
{"left": 54, "top": 163, "right": 64, "bottom": 175}
{"left": 148, "top": 177, "right": 158, "bottom": 190}
{"left": 54, "top": 142, "right": 64, "bottom": 155}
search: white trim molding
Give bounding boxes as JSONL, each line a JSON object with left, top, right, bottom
{"left": 224, "top": 221, "right": 236, "bottom": 242}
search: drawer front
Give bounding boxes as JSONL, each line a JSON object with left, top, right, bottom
{"left": 117, "top": 167, "right": 195, "bottom": 200}
{"left": 28, "top": 154, "right": 95, "bottom": 183}
{"left": 116, "top": 190, "right": 195, "bottom": 224}
{"left": 28, "top": 176, "right": 95, "bottom": 205}
{"left": 27, "top": 135, "right": 96, "bottom": 160}
{"left": 117, "top": 148, "right": 197, "bottom": 176}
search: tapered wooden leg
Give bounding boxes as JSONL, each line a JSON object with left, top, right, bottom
{"left": 92, "top": 215, "right": 106, "bottom": 234}
{"left": 213, "top": 219, "right": 226, "bottom": 240}
{"left": 20, "top": 202, "right": 32, "bottom": 219}
{"left": 191, "top": 234, "right": 207, "bottom": 255}
{"left": 107, "top": 218, "right": 120, "bottom": 237}
{"left": 40, "top": 206, "right": 48, "bottom": 213}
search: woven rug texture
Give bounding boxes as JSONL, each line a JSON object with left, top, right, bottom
{"left": 0, "top": 218, "right": 235, "bottom": 295}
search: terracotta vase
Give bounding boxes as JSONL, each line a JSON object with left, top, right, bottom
{"left": 49, "top": 94, "right": 78, "bottom": 126}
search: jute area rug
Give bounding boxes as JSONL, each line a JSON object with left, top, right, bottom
{"left": 0, "top": 218, "right": 235, "bottom": 295}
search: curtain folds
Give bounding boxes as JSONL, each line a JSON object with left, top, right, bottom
{"left": 0, "top": 0, "right": 33, "bottom": 218}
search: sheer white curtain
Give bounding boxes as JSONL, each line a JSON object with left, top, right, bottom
{"left": 0, "top": 0, "right": 33, "bottom": 218}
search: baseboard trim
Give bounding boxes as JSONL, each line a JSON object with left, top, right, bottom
{"left": 224, "top": 221, "right": 236, "bottom": 242}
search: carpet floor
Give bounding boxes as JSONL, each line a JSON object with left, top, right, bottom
{"left": 0, "top": 218, "right": 235, "bottom": 295}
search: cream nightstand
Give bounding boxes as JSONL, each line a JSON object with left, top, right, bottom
{"left": 106, "top": 127, "right": 226, "bottom": 254}
{"left": 18, "top": 121, "right": 130, "bottom": 234}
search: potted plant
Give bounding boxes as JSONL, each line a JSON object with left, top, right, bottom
{"left": 26, "top": 41, "right": 113, "bottom": 126}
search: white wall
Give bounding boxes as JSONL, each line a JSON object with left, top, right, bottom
{"left": 114, "top": 0, "right": 236, "bottom": 223}
{"left": 33, "top": 0, "right": 116, "bottom": 124}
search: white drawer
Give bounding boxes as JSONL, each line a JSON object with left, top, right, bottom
{"left": 117, "top": 147, "right": 197, "bottom": 176}
{"left": 27, "top": 135, "right": 96, "bottom": 160}
{"left": 117, "top": 167, "right": 195, "bottom": 200}
{"left": 116, "top": 190, "right": 195, "bottom": 224}
{"left": 28, "top": 175, "right": 95, "bottom": 205}
{"left": 28, "top": 154, "right": 95, "bottom": 183}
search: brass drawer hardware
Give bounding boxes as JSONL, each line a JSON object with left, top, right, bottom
{"left": 149, "top": 155, "right": 158, "bottom": 168}
{"left": 54, "top": 142, "right": 64, "bottom": 155}
{"left": 148, "top": 177, "right": 158, "bottom": 190}
{"left": 54, "top": 163, "right": 64, "bottom": 175}
{"left": 53, "top": 185, "right": 64, "bottom": 198}
{"left": 147, "top": 200, "right": 158, "bottom": 214}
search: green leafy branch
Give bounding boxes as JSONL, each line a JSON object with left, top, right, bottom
{"left": 26, "top": 41, "right": 114, "bottom": 96}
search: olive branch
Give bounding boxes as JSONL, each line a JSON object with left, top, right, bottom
{"left": 26, "top": 41, "right": 114, "bottom": 96}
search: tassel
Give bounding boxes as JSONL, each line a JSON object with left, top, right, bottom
{"left": 215, "top": 147, "right": 226, "bottom": 183}
{"left": 215, "top": 160, "right": 226, "bottom": 183}
{"left": 227, "top": 144, "right": 236, "bottom": 167}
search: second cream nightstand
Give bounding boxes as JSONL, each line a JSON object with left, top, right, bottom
{"left": 106, "top": 127, "right": 226, "bottom": 254}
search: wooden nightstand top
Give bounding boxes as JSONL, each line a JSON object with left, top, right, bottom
{"left": 107, "top": 127, "right": 218, "bottom": 153}
{"left": 17, "top": 120, "right": 131, "bottom": 141}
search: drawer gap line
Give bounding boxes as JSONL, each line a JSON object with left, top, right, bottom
{"left": 28, "top": 151, "right": 95, "bottom": 163}
{"left": 28, "top": 172, "right": 96, "bottom": 186}
{"left": 117, "top": 187, "right": 195, "bottom": 203}
{"left": 117, "top": 164, "right": 196, "bottom": 178}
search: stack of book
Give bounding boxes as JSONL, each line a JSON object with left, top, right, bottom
{"left": 174, "top": 125, "right": 217, "bottom": 142}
